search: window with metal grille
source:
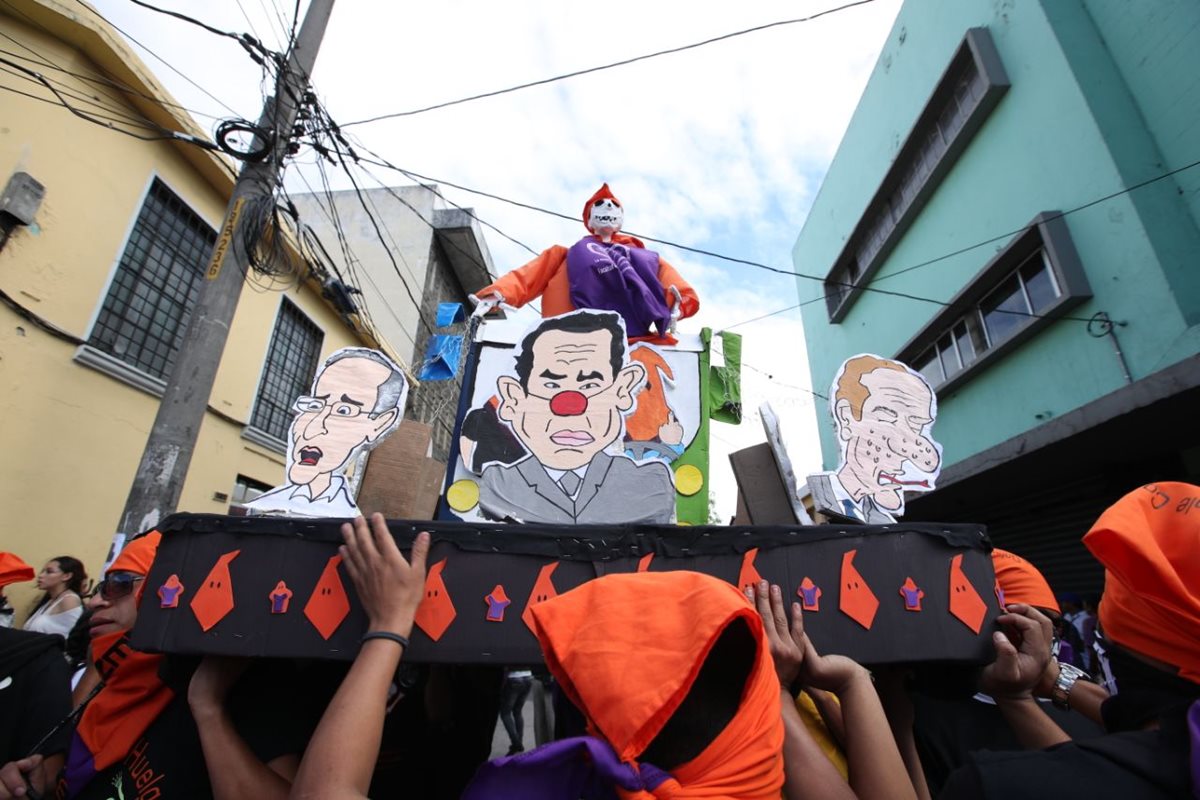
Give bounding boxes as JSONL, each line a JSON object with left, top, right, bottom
{"left": 89, "top": 179, "right": 216, "bottom": 379}
{"left": 250, "top": 299, "right": 324, "bottom": 441}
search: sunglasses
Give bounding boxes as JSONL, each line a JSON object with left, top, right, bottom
{"left": 91, "top": 573, "right": 143, "bottom": 601}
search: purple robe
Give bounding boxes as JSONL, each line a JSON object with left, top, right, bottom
{"left": 566, "top": 237, "right": 671, "bottom": 338}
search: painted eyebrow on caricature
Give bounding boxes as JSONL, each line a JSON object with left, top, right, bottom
{"left": 539, "top": 369, "right": 567, "bottom": 380}
{"left": 340, "top": 394, "right": 364, "bottom": 406}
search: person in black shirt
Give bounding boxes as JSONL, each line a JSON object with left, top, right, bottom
{"left": 0, "top": 531, "right": 318, "bottom": 800}
{"left": 941, "top": 483, "right": 1200, "bottom": 800}
{"left": 0, "top": 628, "right": 72, "bottom": 791}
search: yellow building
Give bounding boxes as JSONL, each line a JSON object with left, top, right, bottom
{"left": 0, "top": 0, "right": 396, "bottom": 617}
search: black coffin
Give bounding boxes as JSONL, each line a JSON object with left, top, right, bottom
{"left": 131, "top": 514, "right": 1000, "bottom": 665}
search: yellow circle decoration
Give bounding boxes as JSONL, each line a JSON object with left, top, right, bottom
{"left": 447, "top": 479, "right": 480, "bottom": 512}
{"left": 674, "top": 464, "right": 704, "bottom": 496}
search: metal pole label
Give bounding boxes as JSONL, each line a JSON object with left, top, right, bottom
{"left": 206, "top": 196, "right": 246, "bottom": 281}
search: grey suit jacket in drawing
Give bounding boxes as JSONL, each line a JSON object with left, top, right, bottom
{"left": 479, "top": 451, "right": 675, "bottom": 525}
{"left": 807, "top": 473, "right": 897, "bottom": 525}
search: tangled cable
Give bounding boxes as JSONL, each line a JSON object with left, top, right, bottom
{"left": 215, "top": 118, "right": 274, "bottom": 162}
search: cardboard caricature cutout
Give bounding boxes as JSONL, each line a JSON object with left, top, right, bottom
{"left": 455, "top": 310, "right": 677, "bottom": 525}
{"left": 244, "top": 347, "right": 409, "bottom": 518}
{"left": 808, "top": 354, "right": 942, "bottom": 524}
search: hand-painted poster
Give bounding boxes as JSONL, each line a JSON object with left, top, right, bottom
{"left": 807, "top": 354, "right": 942, "bottom": 524}
{"left": 244, "top": 347, "right": 408, "bottom": 518}
{"left": 442, "top": 310, "right": 707, "bottom": 525}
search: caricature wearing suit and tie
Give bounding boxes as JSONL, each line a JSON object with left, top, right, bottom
{"left": 808, "top": 354, "right": 942, "bottom": 524}
{"left": 244, "top": 348, "right": 408, "bottom": 518}
{"left": 477, "top": 310, "right": 675, "bottom": 525}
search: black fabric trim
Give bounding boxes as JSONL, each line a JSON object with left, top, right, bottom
{"left": 157, "top": 513, "right": 990, "bottom": 562}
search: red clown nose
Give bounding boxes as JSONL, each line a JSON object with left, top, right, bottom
{"left": 549, "top": 390, "right": 588, "bottom": 416}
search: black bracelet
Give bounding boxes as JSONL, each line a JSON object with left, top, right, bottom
{"left": 360, "top": 631, "right": 410, "bottom": 649}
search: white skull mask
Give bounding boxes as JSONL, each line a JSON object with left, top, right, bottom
{"left": 587, "top": 198, "right": 623, "bottom": 238}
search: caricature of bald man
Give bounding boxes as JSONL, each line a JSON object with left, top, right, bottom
{"left": 810, "top": 355, "right": 941, "bottom": 523}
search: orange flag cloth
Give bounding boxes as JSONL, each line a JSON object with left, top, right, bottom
{"left": 529, "top": 570, "right": 784, "bottom": 799}
{"left": 991, "top": 548, "right": 1060, "bottom": 614}
{"left": 0, "top": 551, "right": 35, "bottom": 588}
{"left": 1083, "top": 483, "right": 1200, "bottom": 683}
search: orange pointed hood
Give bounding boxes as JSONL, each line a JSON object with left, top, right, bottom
{"left": 991, "top": 548, "right": 1059, "bottom": 614}
{"left": 1083, "top": 483, "right": 1200, "bottom": 683}
{"left": 582, "top": 182, "right": 621, "bottom": 229}
{"left": 109, "top": 530, "right": 162, "bottom": 576}
{"left": 0, "top": 552, "right": 34, "bottom": 588}
{"left": 529, "top": 570, "right": 784, "bottom": 798}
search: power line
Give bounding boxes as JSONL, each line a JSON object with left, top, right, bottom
{"left": 0, "top": 58, "right": 183, "bottom": 133}
{"left": 340, "top": 0, "right": 878, "bottom": 126}
{"left": 232, "top": 0, "right": 268, "bottom": 49}
{"left": 0, "top": 56, "right": 219, "bottom": 149}
{"left": 324, "top": 145, "right": 433, "bottom": 337}
{"left": 722, "top": 155, "right": 1200, "bottom": 330}
{"left": 347, "top": 156, "right": 1012, "bottom": 313}
{"left": 721, "top": 303, "right": 802, "bottom": 332}
{"left": 356, "top": 153, "right": 1200, "bottom": 329}
{"left": 0, "top": 33, "right": 223, "bottom": 121}
{"left": 338, "top": 131, "right": 534, "bottom": 265}
{"left": 874, "top": 156, "right": 1200, "bottom": 285}
{"left": 72, "top": 0, "right": 241, "bottom": 117}
{"left": 125, "top": 0, "right": 250, "bottom": 44}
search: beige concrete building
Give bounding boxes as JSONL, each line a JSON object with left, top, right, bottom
{"left": 291, "top": 187, "right": 495, "bottom": 460}
{"left": 0, "top": 0, "right": 398, "bottom": 616}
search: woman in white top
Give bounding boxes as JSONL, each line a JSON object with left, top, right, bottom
{"left": 23, "top": 555, "right": 86, "bottom": 639}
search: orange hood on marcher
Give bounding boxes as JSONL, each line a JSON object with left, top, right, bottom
{"left": 1083, "top": 483, "right": 1200, "bottom": 683}
{"left": 529, "top": 571, "right": 785, "bottom": 799}
{"left": 991, "top": 548, "right": 1059, "bottom": 614}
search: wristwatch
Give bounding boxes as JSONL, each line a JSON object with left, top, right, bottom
{"left": 1050, "top": 662, "right": 1089, "bottom": 709}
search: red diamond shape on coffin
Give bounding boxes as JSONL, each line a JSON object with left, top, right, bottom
{"left": 948, "top": 554, "right": 987, "bottom": 634}
{"left": 190, "top": 550, "right": 240, "bottom": 632}
{"left": 839, "top": 549, "right": 879, "bottom": 630}
{"left": 304, "top": 555, "right": 350, "bottom": 640}
{"left": 414, "top": 558, "right": 456, "bottom": 642}
{"left": 522, "top": 562, "right": 560, "bottom": 634}
{"left": 737, "top": 548, "right": 763, "bottom": 595}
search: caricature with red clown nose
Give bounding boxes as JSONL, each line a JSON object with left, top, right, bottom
{"left": 477, "top": 310, "right": 677, "bottom": 525}
{"left": 473, "top": 184, "right": 700, "bottom": 343}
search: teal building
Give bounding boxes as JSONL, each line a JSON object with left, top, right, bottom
{"left": 793, "top": 0, "right": 1200, "bottom": 590}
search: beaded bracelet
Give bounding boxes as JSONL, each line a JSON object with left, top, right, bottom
{"left": 360, "top": 631, "right": 410, "bottom": 649}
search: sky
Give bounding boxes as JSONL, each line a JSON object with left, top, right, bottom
{"left": 89, "top": 0, "right": 904, "bottom": 520}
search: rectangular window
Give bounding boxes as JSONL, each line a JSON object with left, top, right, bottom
{"left": 250, "top": 299, "right": 324, "bottom": 442}
{"left": 914, "top": 349, "right": 944, "bottom": 386}
{"left": 89, "top": 179, "right": 216, "bottom": 379}
{"left": 1020, "top": 250, "right": 1061, "bottom": 311}
{"left": 937, "top": 332, "right": 962, "bottom": 378}
{"left": 230, "top": 474, "right": 273, "bottom": 506}
{"left": 822, "top": 28, "right": 1010, "bottom": 322}
{"left": 980, "top": 273, "right": 1029, "bottom": 345}
{"left": 952, "top": 319, "right": 976, "bottom": 366}
{"left": 894, "top": 213, "right": 1091, "bottom": 394}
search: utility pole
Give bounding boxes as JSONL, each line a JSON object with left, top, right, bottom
{"left": 112, "top": 0, "right": 335, "bottom": 546}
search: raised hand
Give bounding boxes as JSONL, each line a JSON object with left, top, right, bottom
{"left": 748, "top": 580, "right": 804, "bottom": 687}
{"left": 978, "top": 602, "right": 1054, "bottom": 700}
{"left": 339, "top": 514, "right": 430, "bottom": 634}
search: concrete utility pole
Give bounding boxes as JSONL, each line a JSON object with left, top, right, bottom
{"left": 113, "top": 0, "right": 335, "bottom": 544}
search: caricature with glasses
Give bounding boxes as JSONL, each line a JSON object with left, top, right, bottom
{"left": 244, "top": 348, "right": 408, "bottom": 517}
